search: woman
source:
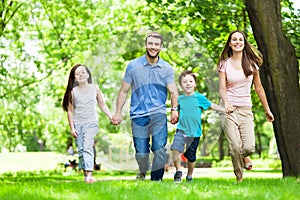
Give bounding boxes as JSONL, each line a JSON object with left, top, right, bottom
{"left": 217, "top": 30, "right": 274, "bottom": 182}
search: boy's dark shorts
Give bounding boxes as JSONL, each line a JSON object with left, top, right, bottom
{"left": 170, "top": 129, "right": 200, "bottom": 162}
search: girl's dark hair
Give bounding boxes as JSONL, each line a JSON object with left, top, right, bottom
{"left": 179, "top": 70, "right": 196, "bottom": 86}
{"left": 62, "top": 64, "right": 92, "bottom": 112}
{"left": 217, "top": 30, "right": 263, "bottom": 77}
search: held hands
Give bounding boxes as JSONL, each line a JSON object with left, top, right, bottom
{"left": 111, "top": 113, "right": 123, "bottom": 125}
{"left": 225, "top": 103, "right": 235, "bottom": 113}
{"left": 170, "top": 110, "right": 179, "bottom": 124}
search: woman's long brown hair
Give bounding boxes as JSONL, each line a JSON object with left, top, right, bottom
{"left": 217, "top": 30, "right": 263, "bottom": 77}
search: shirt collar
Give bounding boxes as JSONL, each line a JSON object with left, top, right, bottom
{"left": 142, "top": 55, "right": 163, "bottom": 68}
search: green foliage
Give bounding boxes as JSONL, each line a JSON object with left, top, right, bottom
{"left": 0, "top": 0, "right": 299, "bottom": 156}
{"left": 281, "top": 0, "right": 300, "bottom": 59}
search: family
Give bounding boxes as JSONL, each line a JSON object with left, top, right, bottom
{"left": 62, "top": 31, "right": 274, "bottom": 183}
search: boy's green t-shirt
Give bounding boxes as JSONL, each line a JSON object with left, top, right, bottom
{"left": 177, "top": 92, "right": 211, "bottom": 137}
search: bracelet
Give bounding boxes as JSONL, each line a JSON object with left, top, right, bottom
{"left": 171, "top": 107, "right": 178, "bottom": 111}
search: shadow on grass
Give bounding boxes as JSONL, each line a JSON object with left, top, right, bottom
{"left": 0, "top": 169, "right": 139, "bottom": 183}
{"left": 218, "top": 168, "right": 282, "bottom": 173}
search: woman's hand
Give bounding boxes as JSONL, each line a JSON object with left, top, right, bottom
{"left": 265, "top": 110, "right": 275, "bottom": 122}
{"left": 225, "top": 103, "right": 234, "bottom": 113}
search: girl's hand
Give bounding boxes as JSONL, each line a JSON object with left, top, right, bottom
{"left": 112, "top": 114, "right": 123, "bottom": 125}
{"left": 71, "top": 129, "right": 78, "bottom": 138}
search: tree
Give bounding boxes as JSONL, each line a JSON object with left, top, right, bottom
{"left": 245, "top": 0, "right": 300, "bottom": 177}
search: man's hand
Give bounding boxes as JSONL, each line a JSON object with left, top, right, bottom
{"left": 170, "top": 110, "right": 179, "bottom": 124}
{"left": 112, "top": 113, "right": 123, "bottom": 125}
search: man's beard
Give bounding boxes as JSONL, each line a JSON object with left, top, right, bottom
{"left": 146, "top": 49, "right": 160, "bottom": 59}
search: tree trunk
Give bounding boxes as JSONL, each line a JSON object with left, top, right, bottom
{"left": 245, "top": 0, "right": 300, "bottom": 177}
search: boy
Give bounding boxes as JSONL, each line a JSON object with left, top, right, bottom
{"left": 171, "top": 70, "right": 225, "bottom": 182}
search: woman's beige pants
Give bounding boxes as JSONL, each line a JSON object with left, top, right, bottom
{"left": 220, "top": 106, "right": 255, "bottom": 180}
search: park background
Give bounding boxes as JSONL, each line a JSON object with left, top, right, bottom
{"left": 1, "top": 0, "right": 300, "bottom": 183}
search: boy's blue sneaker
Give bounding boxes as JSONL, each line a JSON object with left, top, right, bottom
{"left": 174, "top": 171, "right": 182, "bottom": 183}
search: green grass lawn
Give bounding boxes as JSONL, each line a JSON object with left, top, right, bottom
{"left": 0, "top": 153, "right": 298, "bottom": 200}
{"left": 0, "top": 170, "right": 299, "bottom": 200}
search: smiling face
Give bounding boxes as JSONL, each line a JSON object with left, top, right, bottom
{"left": 229, "top": 32, "right": 245, "bottom": 53}
{"left": 180, "top": 74, "right": 196, "bottom": 96}
{"left": 74, "top": 65, "right": 90, "bottom": 85}
{"left": 145, "top": 36, "right": 162, "bottom": 59}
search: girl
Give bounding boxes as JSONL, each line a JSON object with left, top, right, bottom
{"left": 62, "top": 64, "right": 112, "bottom": 183}
{"left": 217, "top": 31, "right": 274, "bottom": 182}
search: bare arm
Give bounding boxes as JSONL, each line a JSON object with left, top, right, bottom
{"left": 167, "top": 83, "right": 179, "bottom": 124}
{"left": 253, "top": 71, "right": 274, "bottom": 122}
{"left": 67, "top": 91, "right": 78, "bottom": 138}
{"left": 210, "top": 103, "right": 226, "bottom": 113}
{"left": 96, "top": 86, "right": 112, "bottom": 120}
{"left": 218, "top": 71, "right": 234, "bottom": 113}
{"left": 112, "top": 81, "right": 131, "bottom": 124}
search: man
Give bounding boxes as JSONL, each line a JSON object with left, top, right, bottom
{"left": 112, "top": 32, "right": 179, "bottom": 181}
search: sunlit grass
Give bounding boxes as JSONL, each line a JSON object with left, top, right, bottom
{"left": 0, "top": 170, "right": 299, "bottom": 200}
